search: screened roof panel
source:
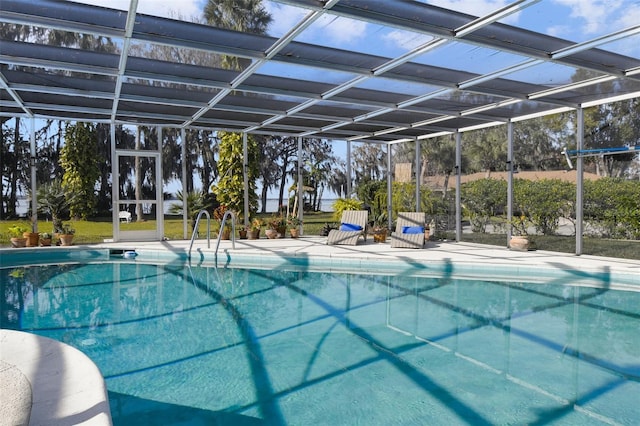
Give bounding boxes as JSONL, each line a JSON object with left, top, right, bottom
{"left": 412, "top": 41, "right": 530, "bottom": 76}
{"left": 1, "top": 0, "right": 638, "bottom": 143}
{"left": 3, "top": 0, "right": 126, "bottom": 36}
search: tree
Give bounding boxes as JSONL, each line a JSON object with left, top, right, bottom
{"left": 352, "top": 143, "right": 386, "bottom": 186}
{"left": 203, "top": 0, "right": 272, "bottom": 70}
{"left": 211, "top": 132, "right": 259, "bottom": 217}
{"left": 60, "top": 123, "right": 100, "bottom": 219}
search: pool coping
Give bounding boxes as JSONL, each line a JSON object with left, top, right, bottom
{"left": 0, "top": 329, "right": 112, "bottom": 426}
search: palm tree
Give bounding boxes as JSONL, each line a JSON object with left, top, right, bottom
{"left": 203, "top": 0, "right": 272, "bottom": 70}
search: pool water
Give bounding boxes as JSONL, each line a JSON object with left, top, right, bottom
{"left": 2, "top": 261, "right": 639, "bottom": 425}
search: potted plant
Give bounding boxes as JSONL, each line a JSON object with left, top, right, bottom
{"left": 58, "top": 223, "right": 75, "bottom": 246}
{"left": 287, "top": 215, "right": 303, "bottom": 238}
{"left": 8, "top": 225, "right": 29, "bottom": 248}
{"left": 371, "top": 212, "right": 388, "bottom": 243}
{"left": 509, "top": 215, "right": 532, "bottom": 251}
{"left": 238, "top": 225, "right": 248, "bottom": 239}
{"left": 267, "top": 214, "right": 287, "bottom": 239}
{"left": 37, "top": 180, "right": 74, "bottom": 235}
{"left": 39, "top": 232, "right": 53, "bottom": 246}
{"left": 23, "top": 223, "right": 40, "bottom": 247}
{"left": 249, "top": 218, "right": 263, "bottom": 239}
{"left": 213, "top": 205, "right": 232, "bottom": 239}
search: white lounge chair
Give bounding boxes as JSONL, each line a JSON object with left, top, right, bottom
{"left": 118, "top": 211, "right": 132, "bottom": 223}
{"left": 327, "top": 210, "right": 368, "bottom": 245}
{"left": 391, "top": 212, "right": 426, "bottom": 249}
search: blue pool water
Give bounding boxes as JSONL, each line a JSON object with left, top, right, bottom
{"left": 2, "top": 260, "right": 639, "bottom": 425}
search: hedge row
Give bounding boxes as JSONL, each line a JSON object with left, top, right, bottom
{"left": 460, "top": 178, "right": 640, "bottom": 239}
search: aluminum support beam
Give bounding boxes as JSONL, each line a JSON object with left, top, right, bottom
{"left": 30, "top": 117, "right": 37, "bottom": 233}
{"left": 507, "top": 121, "right": 514, "bottom": 246}
{"left": 298, "top": 136, "right": 304, "bottom": 235}
{"left": 415, "top": 139, "right": 421, "bottom": 212}
{"left": 455, "top": 132, "right": 462, "bottom": 241}
{"left": 243, "top": 132, "right": 249, "bottom": 227}
{"left": 576, "top": 108, "right": 584, "bottom": 255}
{"left": 181, "top": 128, "right": 187, "bottom": 239}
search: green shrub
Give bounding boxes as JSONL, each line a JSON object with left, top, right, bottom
{"left": 332, "top": 198, "right": 364, "bottom": 222}
{"left": 460, "top": 178, "right": 506, "bottom": 233}
{"left": 514, "top": 178, "right": 574, "bottom": 235}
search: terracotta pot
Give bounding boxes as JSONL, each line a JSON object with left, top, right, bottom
{"left": 10, "top": 237, "right": 27, "bottom": 248}
{"left": 238, "top": 230, "right": 248, "bottom": 239}
{"left": 509, "top": 236, "right": 530, "bottom": 251}
{"left": 265, "top": 229, "right": 278, "bottom": 239}
{"left": 248, "top": 229, "right": 260, "bottom": 240}
{"left": 23, "top": 232, "right": 39, "bottom": 247}
{"left": 40, "top": 238, "right": 52, "bottom": 247}
{"left": 221, "top": 228, "right": 231, "bottom": 240}
{"left": 276, "top": 226, "right": 287, "bottom": 238}
{"left": 373, "top": 228, "right": 387, "bottom": 243}
{"left": 290, "top": 228, "right": 300, "bottom": 238}
{"left": 59, "top": 234, "right": 74, "bottom": 246}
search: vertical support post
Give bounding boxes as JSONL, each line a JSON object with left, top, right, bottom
{"left": 576, "top": 108, "right": 584, "bottom": 255}
{"left": 455, "top": 132, "right": 462, "bottom": 241}
{"left": 110, "top": 123, "right": 118, "bottom": 241}
{"left": 181, "top": 128, "right": 187, "bottom": 239}
{"left": 415, "top": 139, "right": 421, "bottom": 212}
{"left": 29, "top": 117, "right": 37, "bottom": 232}
{"left": 346, "top": 140, "right": 352, "bottom": 197}
{"left": 507, "top": 121, "right": 514, "bottom": 246}
{"left": 297, "top": 136, "right": 304, "bottom": 235}
{"left": 243, "top": 132, "right": 249, "bottom": 227}
{"left": 387, "top": 143, "right": 392, "bottom": 230}
{"left": 156, "top": 126, "right": 164, "bottom": 240}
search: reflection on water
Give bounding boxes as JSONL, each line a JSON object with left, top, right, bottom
{"left": 2, "top": 262, "right": 638, "bottom": 425}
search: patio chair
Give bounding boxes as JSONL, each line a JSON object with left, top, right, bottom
{"left": 327, "top": 210, "right": 368, "bottom": 245}
{"left": 391, "top": 212, "right": 426, "bottom": 249}
{"left": 118, "top": 211, "right": 132, "bottom": 223}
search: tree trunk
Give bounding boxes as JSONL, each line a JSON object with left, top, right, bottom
{"left": 260, "top": 180, "right": 268, "bottom": 214}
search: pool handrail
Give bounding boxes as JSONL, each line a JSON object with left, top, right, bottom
{"left": 214, "top": 210, "right": 236, "bottom": 257}
{"left": 188, "top": 209, "right": 211, "bottom": 259}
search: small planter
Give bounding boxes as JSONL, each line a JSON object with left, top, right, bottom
{"left": 59, "top": 234, "right": 74, "bottom": 246}
{"left": 238, "top": 229, "right": 248, "bottom": 239}
{"left": 290, "top": 228, "right": 300, "bottom": 238}
{"left": 220, "top": 228, "right": 231, "bottom": 240}
{"left": 509, "top": 236, "right": 530, "bottom": 251}
{"left": 40, "top": 238, "right": 52, "bottom": 247}
{"left": 10, "top": 237, "right": 27, "bottom": 248}
{"left": 23, "top": 232, "right": 39, "bottom": 247}
{"left": 248, "top": 229, "right": 260, "bottom": 240}
{"left": 276, "top": 226, "right": 287, "bottom": 239}
{"left": 373, "top": 228, "right": 387, "bottom": 243}
{"left": 265, "top": 229, "right": 278, "bottom": 239}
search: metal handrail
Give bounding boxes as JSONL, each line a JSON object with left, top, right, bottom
{"left": 188, "top": 210, "right": 211, "bottom": 259}
{"left": 215, "top": 210, "right": 236, "bottom": 257}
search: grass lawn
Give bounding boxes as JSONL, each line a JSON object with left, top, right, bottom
{"left": 1, "top": 212, "right": 638, "bottom": 260}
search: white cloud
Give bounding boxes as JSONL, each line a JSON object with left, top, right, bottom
{"left": 383, "top": 31, "right": 434, "bottom": 51}
{"left": 264, "top": 2, "right": 308, "bottom": 37}
{"left": 553, "top": 0, "right": 622, "bottom": 35}
{"left": 315, "top": 15, "right": 367, "bottom": 45}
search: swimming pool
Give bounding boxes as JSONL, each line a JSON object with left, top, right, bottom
{"left": 2, "top": 258, "right": 639, "bottom": 425}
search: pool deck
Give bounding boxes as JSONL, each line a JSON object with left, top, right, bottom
{"left": 99, "top": 236, "right": 640, "bottom": 287}
{"left": 1, "top": 237, "right": 638, "bottom": 426}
